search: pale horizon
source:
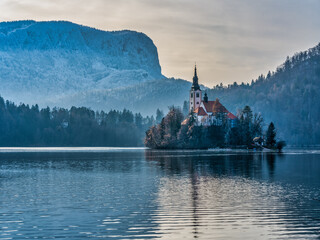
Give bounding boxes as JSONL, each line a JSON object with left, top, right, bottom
{"left": 1, "top": 0, "right": 320, "bottom": 87}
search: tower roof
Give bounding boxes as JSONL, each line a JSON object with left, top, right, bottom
{"left": 204, "top": 92, "right": 208, "bottom": 102}
{"left": 192, "top": 64, "right": 200, "bottom": 90}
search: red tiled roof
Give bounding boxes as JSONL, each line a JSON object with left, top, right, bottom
{"left": 202, "top": 99, "right": 228, "bottom": 113}
{"left": 202, "top": 98, "right": 237, "bottom": 120}
{"left": 202, "top": 101, "right": 214, "bottom": 113}
{"left": 212, "top": 101, "right": 229, "bottom": 114}
{"left": 194, "top": 107, "right": 208, "bottom": 116}
{"left": 227, "top": 112, "right": 237, "bottom": 120}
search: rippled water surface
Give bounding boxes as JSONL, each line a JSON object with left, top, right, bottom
{"left": 0, "top": 148, "right": 319, "bottom": 239}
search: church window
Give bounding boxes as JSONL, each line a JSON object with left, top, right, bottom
{"left": 191, "top": 93, "right": 193, "bottom": 98}
{"left": 196, "top": 93, "right": 199, "bottom": 97}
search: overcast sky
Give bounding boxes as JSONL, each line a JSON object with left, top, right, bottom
{"left": 1, "top": 0, "right": 320, "bottom": 86}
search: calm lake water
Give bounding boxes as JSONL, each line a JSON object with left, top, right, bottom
{"left": 0, "top": 148, "right": 319, "bottom": 239}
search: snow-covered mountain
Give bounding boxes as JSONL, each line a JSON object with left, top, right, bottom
{"left": 0, "top": 20, "right": 168, "bottom": 109}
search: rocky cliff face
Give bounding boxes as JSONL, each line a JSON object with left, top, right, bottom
{"left": 0, "top": 20, "right": 163, "bottom": 104}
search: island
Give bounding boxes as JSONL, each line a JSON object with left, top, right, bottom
{"left": 145, "top": 66, "right": 285, "bottom": 151}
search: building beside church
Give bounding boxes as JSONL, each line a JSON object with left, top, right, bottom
{"left": 184, "top": 66, "right": 237, "bottom": 127}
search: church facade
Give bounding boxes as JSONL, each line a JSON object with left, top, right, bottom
{"left": 185, "top": 66, "right": 237, "bottom": 127}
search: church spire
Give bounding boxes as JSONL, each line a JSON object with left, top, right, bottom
{"left": 192, "top": 64, "right": 200, "bottom": 90}
{"left": 189, "top": 64, "right": 202, "bottom": 113}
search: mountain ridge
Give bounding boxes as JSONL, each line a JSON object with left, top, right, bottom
{"left": 0, "top": 20, "right": 164, "bottom": 104}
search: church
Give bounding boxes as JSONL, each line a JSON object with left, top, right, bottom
{"left": 184, "top": 66, "right": 237, "bottom": 127}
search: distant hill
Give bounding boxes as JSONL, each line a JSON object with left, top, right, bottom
{"left": 207, "top": 43, "right": 320, "bottom": 145}
{"left": 0, "top": 20, "right": 166, "bottom": 106}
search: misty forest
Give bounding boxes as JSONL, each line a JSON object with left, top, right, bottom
{"left": 206, "top": 43, "right": 320, "bottom": 145}
{"left": 0, "top": 97, "right": 155, "bottom": 147}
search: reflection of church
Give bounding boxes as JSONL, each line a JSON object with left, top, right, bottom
{"left": 144, "top": 150, "right": 279, "bottom": 239}
{"left": 185, "top": 65, "right": 237, "bottom": 127}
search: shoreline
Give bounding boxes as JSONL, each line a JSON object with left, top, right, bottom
{"left": 0, "top": 147, "right": 319, "bottom": 154}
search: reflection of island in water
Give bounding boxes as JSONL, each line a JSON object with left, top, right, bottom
{"left": 145, "top": 150, "right": 279, "bottom": 178}
{"left": 145, "top": 150, "right": 320, "bottom": 239}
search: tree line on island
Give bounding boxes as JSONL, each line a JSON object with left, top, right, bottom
{"left": 145, "top": 105, "right": 285, "bottom": 150}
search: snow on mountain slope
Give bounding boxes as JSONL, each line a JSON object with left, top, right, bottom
{"left": 46, "top": 78, "right": 192, "bottom": 115}
{"left": 0, "top": 20, "right": 164, "bottom": 105}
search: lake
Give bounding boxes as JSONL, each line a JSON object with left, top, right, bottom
{"left": 0, "top": 148, "right": 319, "bottom": 239}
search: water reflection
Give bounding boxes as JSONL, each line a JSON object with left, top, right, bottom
{"left": 0, "top": 152, "right": 160, "bottom": 239}
{"left": 145, "top": 150, "right": 275, "bottom": 178}
{"left": 145, "top": 150, "right": 320, "bottom": 239}
{"left": 0, "top": 150, "right": 319, "bottom": 239}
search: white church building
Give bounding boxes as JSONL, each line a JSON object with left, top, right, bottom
{"left": 183, "top": 66, "right": 237, "bottom": 127}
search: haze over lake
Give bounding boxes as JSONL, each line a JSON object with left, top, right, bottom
{"left": 0, "top": 148, "right": 319, "bottom": 239}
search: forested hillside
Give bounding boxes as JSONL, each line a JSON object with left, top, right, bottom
{"left": 55, "top": 78, "right": 192, "bottom": 115}
{"left": 207, "top": 43, "right": 320, "bottom": 145}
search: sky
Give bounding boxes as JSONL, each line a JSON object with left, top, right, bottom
{"left": 1, "top": 0, "right": 320, "bottom": 87}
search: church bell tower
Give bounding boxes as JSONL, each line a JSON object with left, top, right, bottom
{"left": 189, "top": 65, "right": 202, "bottom": 113}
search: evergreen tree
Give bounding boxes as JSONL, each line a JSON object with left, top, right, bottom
{"left": 237, "top": 106, "right": 254, "bottom": 146}
{"left": 159, "top": 118, "right": 166, "bottom": 141}
{"left": 182, "top": 101, "right": 189, "bottom": 117}
{"left": 155, "top": 108, "right": 164, "bottom": 124}
{"left": 225, "top": 126, "right": 241, "bottom": 146}
{"left": 266, "top": 122, "right": 276, "bottom": 147}
{"left": 189, "top": 110, "right": 197, "bottom": 125}
{"left": 134, "top": 113, "right": 143, "bottom": 129}
{"left": 266, "top": 71, "right": 271, "bottom": 79}
{"left": 252, "top": 113, "right": 263, "bottom": 137}
{"left": 164, "top": 106, "right": 184, "bottom": 139}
